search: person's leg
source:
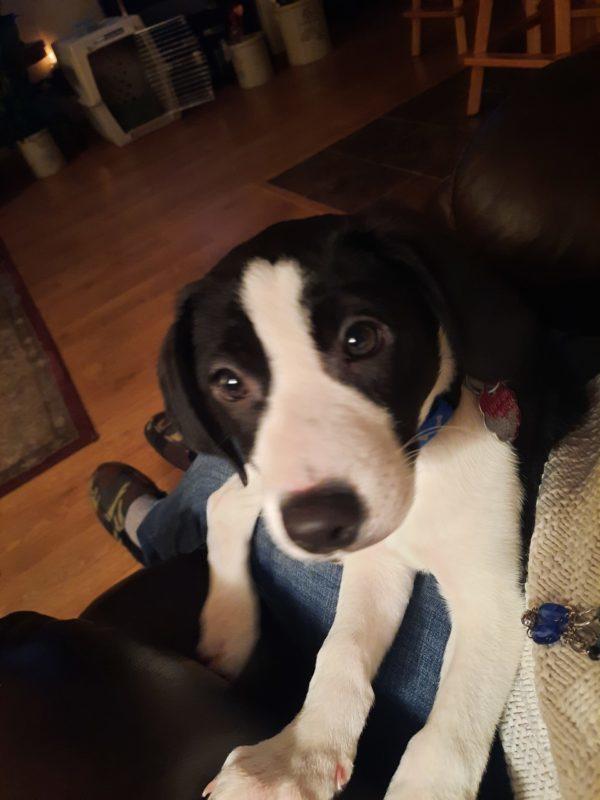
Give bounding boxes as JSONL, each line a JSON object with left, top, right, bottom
{"left": 90, "top": 454, "right": 232, "bottom": 565}
{"left": 93, "top": 451, "right": 449, "bottom": 709}
{"left": 135, "top": 454, "right": 236, "bottom": 565}
{"left": 92, "top": 448, "right": 448, "bottom": 710}
{"left": 91, "top": 446, "right": 507, "bottom": 795}
{"left": 94, "top": 447, "right": 450, "bottom": 719}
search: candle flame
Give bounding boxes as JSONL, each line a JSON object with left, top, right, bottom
{"left": 45, "top": 45, "right": 58, "bottom": 66}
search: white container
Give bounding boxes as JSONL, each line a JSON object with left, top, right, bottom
{"left": 275, "top": 0, "right": 331, "bottom": 66}
{"left": 256, "top": 0, "right": 285, "bottom": 54}
{"left": 17, "top": 129, "right": 65, "bottom": 178}
{"left": 230, "top": 32, "right": 273, "bottom": 89}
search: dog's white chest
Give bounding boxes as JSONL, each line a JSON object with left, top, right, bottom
{"left": 384, "top": 391, "right": 523, "bottom": 581}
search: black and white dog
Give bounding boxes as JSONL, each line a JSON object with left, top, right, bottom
{"left": 160, "top": 214, "right": 586, "bottom": 800}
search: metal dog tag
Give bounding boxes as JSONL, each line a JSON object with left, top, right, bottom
{"left": 479, "top": 383, "right": 521, "bottom": 443}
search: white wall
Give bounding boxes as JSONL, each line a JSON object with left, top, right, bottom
{"left": 3, "top": 0, "right": 105, "bottom": 76}
{"left": 4, "top": 0, "right": 105, "bottom": 41}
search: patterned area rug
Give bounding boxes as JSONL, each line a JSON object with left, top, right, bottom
{"left": 0, "top": 240, "right": 97, "bottom": 497}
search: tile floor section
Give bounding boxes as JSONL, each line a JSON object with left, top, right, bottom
{"left": 271, "top": 69, "right": 523, "bottom": 215}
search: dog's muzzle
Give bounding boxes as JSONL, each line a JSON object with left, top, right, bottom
{"left": 280, "top": 482, "right": 364, "bottom": 555}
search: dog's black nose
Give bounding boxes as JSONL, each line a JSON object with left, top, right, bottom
{"left": 281, "top": 483, "right": 363, "bottom": 554}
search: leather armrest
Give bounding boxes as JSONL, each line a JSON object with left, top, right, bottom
{"left": 82, "top": 552, "right": 208, "bottom": 657}
{"left": 0, "top": 610, "right": 273, "bottom": 800}
{"left": 448, "top": 45, "right": 600, "bottom": 334}
{"left": 452, "top": 46, "right": 600, "bottom": 282}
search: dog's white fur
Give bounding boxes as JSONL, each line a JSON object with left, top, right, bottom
{"left": 198, "top": 259, "right": 525, "bottom": 800}
{"left": 198, "top": 465, "right": 262, "bottom": 677}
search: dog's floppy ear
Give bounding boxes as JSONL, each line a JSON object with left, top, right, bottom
{"left": 352, "top": 215, "right": 539, "bottom": 384}
{"left": 158, "top": 290, "right": 247, "bottom": 482}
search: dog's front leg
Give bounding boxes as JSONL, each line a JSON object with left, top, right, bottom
{"left": 385, "top": 569, "right": 524, "bottom": 800}
{"left": 205, "top": 547, "right": 415, "bottom": 800}
{"left": 197, "top": 467, "right": 262, "bottom": 679}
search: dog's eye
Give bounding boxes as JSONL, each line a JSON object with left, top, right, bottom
{"left": 342, "top": 320, "right": 382, "bottom": 360}
{"left": 210, "top": 368, "right": 248, "bottom": 402}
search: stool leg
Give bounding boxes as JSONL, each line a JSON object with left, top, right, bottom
{"left": 467, "top": 0, "right": 494, "bottom": 116}
{"left": 554, "top": 0, "right": 571, "bottom": 54}
{"left": 524, "top": 0, "right": 542, "bottom": 53}
{"left": 411, "top": 0, "right": 422, "bottom": 56}
{"left": 453, "top": 0, "right": 468, "bottom": 56}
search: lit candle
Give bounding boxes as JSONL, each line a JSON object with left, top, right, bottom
{"left": 45, "top": 44, "right": 58, "bottom": 66}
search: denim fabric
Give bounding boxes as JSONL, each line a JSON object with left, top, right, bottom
{"left": 137, "top": 454, "right": 232, "bottom": 565}
{"left": 138, "top": 453, "right": 451, "bottom": 728}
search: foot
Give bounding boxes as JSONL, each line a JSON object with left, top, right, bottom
{"left": 144, "top": 411, "right": 195, "bottom": 471}
{"left": 90, "top": 462, "right": 165, "bottom": 561}
{"left": 203, "top": 724, "right": 353, "bottom": 799}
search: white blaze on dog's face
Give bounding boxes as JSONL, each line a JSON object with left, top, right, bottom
{"left": 240, "top": 258, "right": 414, "bottom": 558}
{"left": 160, "top": 216, "right": 458, "bottom": 562}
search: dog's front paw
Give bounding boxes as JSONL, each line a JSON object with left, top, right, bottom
{"left": 203, "top": 727, "right": 353, "bottom": 800}
{"left": 197, "top": 584, "right": 259, "bottom": 679}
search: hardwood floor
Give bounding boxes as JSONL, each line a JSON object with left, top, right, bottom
{"left": 0, "top": 3, "right": 463, "bottom": 619}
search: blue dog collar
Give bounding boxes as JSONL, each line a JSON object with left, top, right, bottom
{"left": 415, "top": 394, "right": 456, "bottom": 449}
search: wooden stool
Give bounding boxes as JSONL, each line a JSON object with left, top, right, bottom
{"left": 466, "top": 0, "right": 600, "bottom": 116}
{"left": 404, "top": 1, "right": 468, "bottom": 57}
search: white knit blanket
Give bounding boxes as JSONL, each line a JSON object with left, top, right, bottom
{"left": 500, "top": 378, "right": 600, "bottom": 800}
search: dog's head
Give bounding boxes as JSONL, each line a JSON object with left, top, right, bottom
{"left": 160, "top": 214, "right": 535, "bottom": 561}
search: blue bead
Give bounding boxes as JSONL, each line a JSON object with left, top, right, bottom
{"left": 532, "top": 623, "right": 562, "bottom": 645}
{"left": 530, "top": 604, "right": 570, "bottom": 645}
{"left": 538, "top": 603, "right": 569, "bottom": 632}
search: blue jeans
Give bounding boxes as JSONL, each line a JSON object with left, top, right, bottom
{"left": 138, "top": 454, "right": 450, "bottom": 729}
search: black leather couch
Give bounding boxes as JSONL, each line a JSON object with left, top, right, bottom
{"left": 448, "top": 45, "right": 600, "bottom": 336}
{"left": 2, "top": 47, "right": 599, "bottom": 800}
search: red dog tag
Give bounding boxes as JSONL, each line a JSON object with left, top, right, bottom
{"left": 479, "top": 384, "right": 521, "bottom": 443}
